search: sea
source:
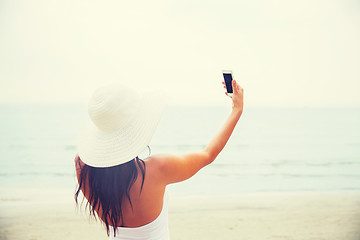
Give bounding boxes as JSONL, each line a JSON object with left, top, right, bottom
{"left": 0, "top": 105, "right": 359, "bottom": 197}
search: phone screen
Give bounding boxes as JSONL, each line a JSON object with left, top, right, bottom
{"left": 223, "top": 73, "right": 233, "bottom": 93}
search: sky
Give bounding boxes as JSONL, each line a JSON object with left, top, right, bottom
{"left": 0, "top": 0, "right": 359, "bottom": 107}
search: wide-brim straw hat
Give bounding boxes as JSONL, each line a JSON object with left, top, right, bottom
{"left": 77, "top": 84, "right": 166, "bottom": 168}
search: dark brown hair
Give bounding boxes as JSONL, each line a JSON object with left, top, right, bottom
{"left": 75, "top": 156, "right": 146, "bottom": 237}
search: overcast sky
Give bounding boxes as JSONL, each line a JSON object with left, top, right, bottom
{"left": 0, "top": 0, "right": 359, "bottom": 106}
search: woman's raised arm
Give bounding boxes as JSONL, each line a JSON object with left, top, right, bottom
{"left": 151, "top": 80, "right": 244, "bottom": 185}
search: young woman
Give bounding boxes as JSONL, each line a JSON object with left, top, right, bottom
{"left": 75, "top": 80, "right": 244, "bottom": 239}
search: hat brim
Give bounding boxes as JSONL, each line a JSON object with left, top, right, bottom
{"left": 77, "top": 91, "right": 167, "bottom": 168}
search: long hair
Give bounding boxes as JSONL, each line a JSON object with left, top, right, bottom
{"left": 75, "top": 156, "right": 146, "bottom": 237}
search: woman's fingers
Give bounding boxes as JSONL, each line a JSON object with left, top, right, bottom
{"left": 232, "top": 79, "right": 243, "bottom": 94}
{"left": 232, "top": 80, "right": 238, "bottom": 92}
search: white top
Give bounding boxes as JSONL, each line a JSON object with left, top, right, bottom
{"left": 109, "top": 192, "right": 170, "bottom": 240}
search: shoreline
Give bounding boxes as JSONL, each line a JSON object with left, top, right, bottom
{"left": 1, "top": 190, "right": 360, "bottom": 240}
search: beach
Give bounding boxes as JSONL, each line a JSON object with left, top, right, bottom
{"left": 1, "top": 187, "right": 359, "bottom": 240}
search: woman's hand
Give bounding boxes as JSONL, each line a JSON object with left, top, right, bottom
{"left": 222, "top": 80, "right": 244, "bottom": 113}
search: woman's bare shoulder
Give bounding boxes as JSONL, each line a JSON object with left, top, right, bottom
{"left": 144, "top": 154, "right": 175, "bottom": 170}
{"left": 142, "top": 155, "right": 173, "bottom": 186}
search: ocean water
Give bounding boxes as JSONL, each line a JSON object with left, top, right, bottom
{"left": 0, "top": 105, "right": 359, "bottom": 196}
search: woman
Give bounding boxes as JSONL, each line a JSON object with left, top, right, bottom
{"left": 75, "top": 80, "right": 244, "bottom": 239}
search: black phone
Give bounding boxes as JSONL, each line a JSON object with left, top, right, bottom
{"left": 222, "top": 70, "right": 233, "bottom": 95}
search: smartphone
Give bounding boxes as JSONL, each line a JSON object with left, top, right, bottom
{"left": 222, "top": 70, "right": 233, "bottom": 95}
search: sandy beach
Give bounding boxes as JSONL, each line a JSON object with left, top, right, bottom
{"left": 1, "top": 187, "right": 359, "bottom": 240}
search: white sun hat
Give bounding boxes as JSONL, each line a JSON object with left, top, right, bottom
{"left": 77, "top": 84, "right": 167, "bottom": 168}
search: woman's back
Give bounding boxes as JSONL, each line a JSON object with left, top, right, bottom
{"left": 76, "top": 156, "right": 167, "bottom": 228}
{"left": 108, "top": 185, "right": 170, "bottom": 240}
{"left": 108, "top": 157, "right": 166, "bottom": 228}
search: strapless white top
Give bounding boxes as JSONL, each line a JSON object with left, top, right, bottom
{"left": 109, "top": 192, "right": 169, "bottom": 240}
